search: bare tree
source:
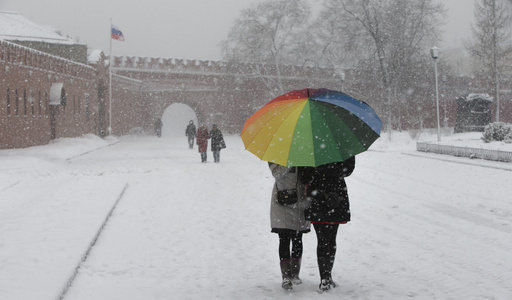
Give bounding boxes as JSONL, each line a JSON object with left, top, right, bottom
{"left": 220, "top": 0, "right": 313, "bottom": 97}
{"left": 466, "top": 0, "right": 512, "bottom": 122}
{"left": 317, "top": 0, "right": 445, "bottom": 136}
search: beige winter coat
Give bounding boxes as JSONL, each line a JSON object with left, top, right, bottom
{"left": 269, "top": 163, "right": 311, "bottom": 233}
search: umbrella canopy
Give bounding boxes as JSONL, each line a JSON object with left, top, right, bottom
{"left": 241, "top": 88, "right": 382, "bottom": 167}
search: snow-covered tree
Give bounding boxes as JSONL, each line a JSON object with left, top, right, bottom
{"left": 220, "top": 0, "right": 313, "bottom": 97}
{"left": 465, "top": 0, "right": 512, "bottom": 122}
{"left": 317, "top": 0, "right": 446, "bottom": 135}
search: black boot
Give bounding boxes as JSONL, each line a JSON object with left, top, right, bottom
{"left": 319, "top": 278, "right": 336, "bottom": 292}
{"left": 318, "top": 257, "right": 336, "bottom": 292}
{"left": 280, "top": 258, "right": 293, "bottom": 290}
{"left": 290, "top": 257, "right": 302, "bottom": 285}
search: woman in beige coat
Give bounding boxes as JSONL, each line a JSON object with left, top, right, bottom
{"left": 269, "top": 163, "right": 310, "bottom": 290}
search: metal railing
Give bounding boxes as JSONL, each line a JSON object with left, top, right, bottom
{"left": 416, "top": 142, "right": 512, "bottom": 163}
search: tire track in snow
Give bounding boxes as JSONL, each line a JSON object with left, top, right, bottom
{"left": 0, "top": 180, "right": 20, "bottom": 193}
{"left": 58, "top": 183, "right": 128, "bottom": 300}
{"left": 65, "top": 140, "right": 121, "bottom": 161}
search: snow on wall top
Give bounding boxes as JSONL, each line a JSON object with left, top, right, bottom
{"left": 87, "top": 49, "right": 104, "bottom": 64}
{"left": 0, "top": 11, "right": 75, "bottom": 45}
{"left": 459, "top": 93, "right": 494, "bottom": 102}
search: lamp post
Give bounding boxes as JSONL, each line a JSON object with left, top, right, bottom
{"left": 340, "top": 72, "right": 345, "bottom": 92}
{"left": 336, "top": 69, "right": 346, "bottom": 92}
{"left": 442, "top": 75, "right": 448, "bottom": 130}
{"left": 430, "top": 46, "right": 441, "bottom": 142}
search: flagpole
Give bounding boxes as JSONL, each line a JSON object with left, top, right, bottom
{"left": 108, "top": 18, "right": 113, "bottom": 136}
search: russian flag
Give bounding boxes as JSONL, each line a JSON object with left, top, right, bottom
{"left": 111, "top": 24, "right": 125, "bottom": 41}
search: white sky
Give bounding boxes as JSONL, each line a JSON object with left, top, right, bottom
{"left": 0, "top": 0, "right": 473, "bottom": 60}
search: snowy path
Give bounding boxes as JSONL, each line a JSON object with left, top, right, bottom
{"left": 344, "top": 151, "right": 512, "bottom": 299}
{"left": 0, "top": 159, "right": 128, "bottom": 300}
{"left": 1, "top": 134, "right": 511, "bottom": 299}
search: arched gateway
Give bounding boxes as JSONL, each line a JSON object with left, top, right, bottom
{"left": 109, "top": 56, "right": 340, "bottom": 136}
{"left": 161, "top": 103, "right": 198, "bottom": 137}
{"left": 0, "top": 39, "right": 340, "bottom": 149}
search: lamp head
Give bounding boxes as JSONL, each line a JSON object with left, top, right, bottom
{"left": 430, "top": 46, "right": 439, "bottom": 59}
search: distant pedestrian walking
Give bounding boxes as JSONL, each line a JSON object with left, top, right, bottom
{"left": 154, "top": 118, "right": 163, "bottom": 137}
{"left": 210, "top": 124, "right": 226, "bottom": 163}
{"left": 196, "top": 124, "right": 210, "bottom": 163}
{"left": 185, "top": 120, "right": 196, "bottom": 149}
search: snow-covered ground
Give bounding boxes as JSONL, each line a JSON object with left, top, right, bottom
{"left": 1, "top": 131, "right": 511, "bottom": 300}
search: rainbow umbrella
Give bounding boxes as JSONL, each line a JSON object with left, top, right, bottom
{"left": 241, "top": 88, "right": 382, "bottom": 167}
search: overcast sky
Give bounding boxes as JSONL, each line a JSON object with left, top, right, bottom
{"left": 1, "top": 0, "right": 473, "bottom": 61}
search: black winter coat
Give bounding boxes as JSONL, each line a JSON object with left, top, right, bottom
{"left": 186, "top": 124, "right": 196, "bottom": 137}
{"left": 210, "top": 128, "right": 226, "bottom": 151}
{"left": 299, "top": 157, "right": 355, "bottom": 223}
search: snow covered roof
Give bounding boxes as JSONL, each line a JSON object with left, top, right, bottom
{"left": 87, "top": 49, "right": 104, "bottom": 64}
{"left": 0, "top": 11, "right": 75, "bottom": 45}
{"left": 459, "top": 93, "right": 494, "bottom": 102}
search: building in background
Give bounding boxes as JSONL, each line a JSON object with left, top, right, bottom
{"left": 2, "top": 12, "right": 511, "bottom": 149}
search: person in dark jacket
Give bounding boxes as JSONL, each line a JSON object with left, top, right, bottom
{"left": 299, "top": 156, "right": 356, "bottom": 292}
{"left": 209, "top": 124, "right": 226, "bottom": 163}
{"left": 185, "top": 120, "right": 196, "bottom": 149}
{"left": 269, "top": 163, "right": 310, "bottom": 290}
{"left": 154, "top": 118, "right": 163, "bottom": 137}
{"left": 196, "top": 124, "right": 210, "bottom": 162}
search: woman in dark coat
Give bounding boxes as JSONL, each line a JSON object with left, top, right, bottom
{"left": 299, "top": 156, "right": 355, "bottom": 292}
{"left": 196, "top": 124, "right": 210, "bottom": 163}
{"left": 209, "top": 124, "right": 226, "bottom": 163}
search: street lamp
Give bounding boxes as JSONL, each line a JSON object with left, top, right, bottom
{"left": 442, "top": 75, "right": 448, "bottom": 130}
{"left": 340, "top": 72, "right": 345, "bottom": 92}
{"left": 430, "top": 46, "right": 441, "bottom": 141}
{"left": 336, "top": 69, "right": 346, "bottom": 92}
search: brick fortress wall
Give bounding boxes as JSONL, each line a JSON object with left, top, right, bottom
{"left": 110, "top": 56, "right": 342, "bottom": 135}
{"left": 4, "top": 39, "right": 510, "bottom": 149}
{"left": 0, "top": 41, "right": 103, "bottom": 149}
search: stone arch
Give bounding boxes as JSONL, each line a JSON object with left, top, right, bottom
{"left": 161, "top": 103, "right": 198, "bottom": 137}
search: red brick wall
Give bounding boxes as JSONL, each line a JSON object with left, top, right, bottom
{"left": 111, "top": 57, "right": 341, "bottom": 135}
{"left": 109, "top": 75, "right": 145, "bottom": 135}
{"left": 3, "top": 40, "right": 512, "bottom": 150}
{"left": 1, "top": 41, "right": 101, "bottom": 149}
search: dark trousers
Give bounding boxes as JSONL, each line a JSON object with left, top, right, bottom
{"left": 213, "top": 150, "right": 220, "bottom": 162}
{"left": 188, "top": 137, "right": 194, "bottom": 149}
{"left": 278, "top": 232, "right": 303, "bottom": 260}
{"left": 313, "top": 223, "right": 339, "bottom": 280}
